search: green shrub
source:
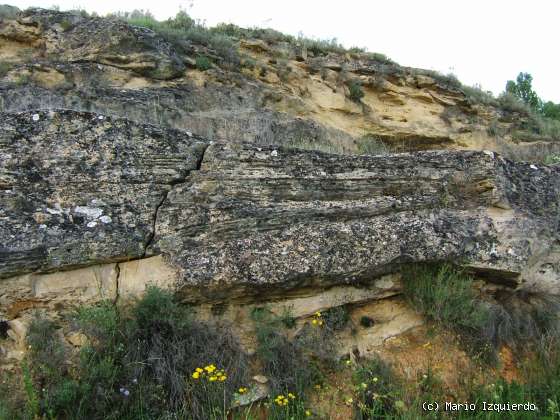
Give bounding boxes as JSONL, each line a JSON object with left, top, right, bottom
{"left": 122, "top": 10, "right": 240, "bottom": 67}
{"left": 544, "top": 154, "right": 560, "bottom": 165}
{"left": 301, "top": 37, "right": 346, "bottom": 56}
{"left": 250, "top": 307, "right": 324, "bottom": 395}
{"left": 348, "top": 81, "right": 364, "bottom": 102}
{"left": 462, "top": 85, "right": 498, "bottom": 107}
{"left": 15, "top": 73, "right": 31, "bottom": 86}
{"left": 59, "top": 19, "right": 73, "bottom": 32}
{"left": 13, "top": 287, "right": 249, "bottom": 420}
{"left": 195, "top": 55, "right": 212, "bottom": 71}
{"left": 353, "top": 356, "right": 403, "bottom": 419}
{"left": 0, "top": 62, "right": 13, "bottom": 78}
{"left": 322, "top": 305, "right": 350, "bottom": 332}
{"left": 363, "top": 52, "right": 394, "bottom": 65}
{"left": 498, "top": 92, "right": 532, "bottom": 115}
{"left": 242, "top": 56, "right": 256, "bottom": 70}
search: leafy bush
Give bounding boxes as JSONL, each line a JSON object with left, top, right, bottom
{"left": 250, "top": 307, "right": 325, "bottom": 395}
{"left": 0, "top": 62, "right": 13, "bottom": 78}
{"left": 362, "top": 52, "right": 394, "bottom": 65}
{"left": 301, "top": 37, "right": 346, "bottom": 56}
{"left": 462, "top": 85, "right": 498, "bottom": 107}
{"left": 195, "top": 55, "right": 212, "bottom": 71}
{"left": 322, "top": 305, "right": 350, "bottom": 332}
{"left": 544, "top": 154, "right": 560, "bottom": 165}
{"left": 121, "top": 10, "right": 240, "bottom": 67}
{"left": 353, "top": 356, "right": 403, "bottom": 419}
{"left": 348, "top": 81, "right": 365, "bottom": 102}
{"left": 6, "top": 287, "right": 249, "bottom": 420}
{"left": 498, "top": 92, "right": 532, "bottom": 116}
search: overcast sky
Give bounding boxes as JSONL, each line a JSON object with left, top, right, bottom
{"left": 9, "top": 0, "right": 560, "bottom": 102}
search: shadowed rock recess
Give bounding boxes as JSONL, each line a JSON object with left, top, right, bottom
{"left": 1, "top": 110, "right": 559, "bottom": 307}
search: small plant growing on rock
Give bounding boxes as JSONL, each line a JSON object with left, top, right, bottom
{"left": 0, "top": 62, "right": 14, "bottom": 78}
{"left": 195, "top": 55, "right": 212, "bottom": 71}
{"left": 348, "top": 80, "right": 364, "bottom": 102}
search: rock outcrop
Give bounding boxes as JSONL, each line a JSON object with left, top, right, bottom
{"left": 2, "top": 9, "right": 559, "bottom": 162}
{"left": 1, "top": 110, "right": 559, "bottom": 308}
{"left": 0, "top": 110, "right": 207, "bottom": 278}
{"left": 0, "top": 8, "right": 185, "bottom": 78}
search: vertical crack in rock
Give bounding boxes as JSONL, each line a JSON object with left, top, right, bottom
{"left": 143, "top": 143, "right": 210, "bottom": 257}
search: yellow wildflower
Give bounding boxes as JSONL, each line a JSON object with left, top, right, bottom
{"left": 372, "top": 377, "right": 378, "bottom": 383}
{"left": 305, "top": 410, "right": 312, "bottom": 416}
{"left": 315, "top": 311, "right": 321, "bottom": 317}
{"left": 274, "top": 395, "right": 289, "bottom": 406}
{"left": 209, "top": 376, "right": 217, "bottom": 382}
{"left": 218, "top": 375, "right": 227, "bottom": 381}
{"left": 360, "top": 382, "right": 368, "bottom": 389}
{"left": 192, "top": 371, "right": 200, "bottom": 379}
{"left": 195, "top": 367, "right": 203, "bottom": 373}
{"left": 288, "top": 392, "right": 296, "bottom": 399}
{"left": 311, "top": 319, "right": 318, "bottom": 325}
{"left": 238, "top": 387, "right": 248, "bottom": 394}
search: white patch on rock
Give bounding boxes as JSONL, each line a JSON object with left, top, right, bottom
{"left": 99, "top": 215, "right": 112, "bottom": 224}
{"left": 87, "top": 221, "right": 97, "bottom": 228}
{"left": 39, "top": 224, "right": 47, "bottom": 229}
{"left": 186, "top": 131, "right": 192, "bottom": 137}
{"left": 74, "top": 206, "right": 103, "bottom": 219}
{"left": 98, "top": 115, "right": 104, "bottom": 120}
{"left": 530, "top": 164, "right": 538, "bottom": 170}
{"left": 32, "top": 114, "right": 40, "bottom": 122}
{"left": 482, "top": 150, "right": 494, "bottom": 159}
{"left": 46, "top": 207, "right": 62, "bottom": 215}
{"left": 271, "top": 150, "right": 278, "bottom": 157}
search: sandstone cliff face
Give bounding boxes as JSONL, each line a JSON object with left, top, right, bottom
{"left": 1, "top": 110, "right": 559, "bottom": 308}
{"left": 0, "top": 110, "right": 207, "bottom": 278}
{"left": 1, "top": 9, "right": 558, "bottom": 161}
{"left": 1, "top": 9, "right": 560, "bottom": 371}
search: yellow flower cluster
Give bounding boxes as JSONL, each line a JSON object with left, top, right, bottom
{"left": 191, "top": 364, "right": 227, "bottom": 382}
{"left": 238, "top": 387, "right": 248, "bottom": 394}
{"left": 311, "top": 311, "right": 323, "bottom": 327}
{"left": 274, "top": 392, "right": 296, "bottom": 406}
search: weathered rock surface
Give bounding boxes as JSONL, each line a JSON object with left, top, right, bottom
{"left": 0, "top": 8, "right": 185, "bottom": 79}
{"left": 1, "top": 110, "right": 559, "bottom": 305}
{"left": 153, "top": 143, "right": 560, "bottom": 301}
{"left": 0, "top": 110, "right": 207, "bottom": 278}
{"left": 3, "top": 9, "right": 558, "bottom": 163}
